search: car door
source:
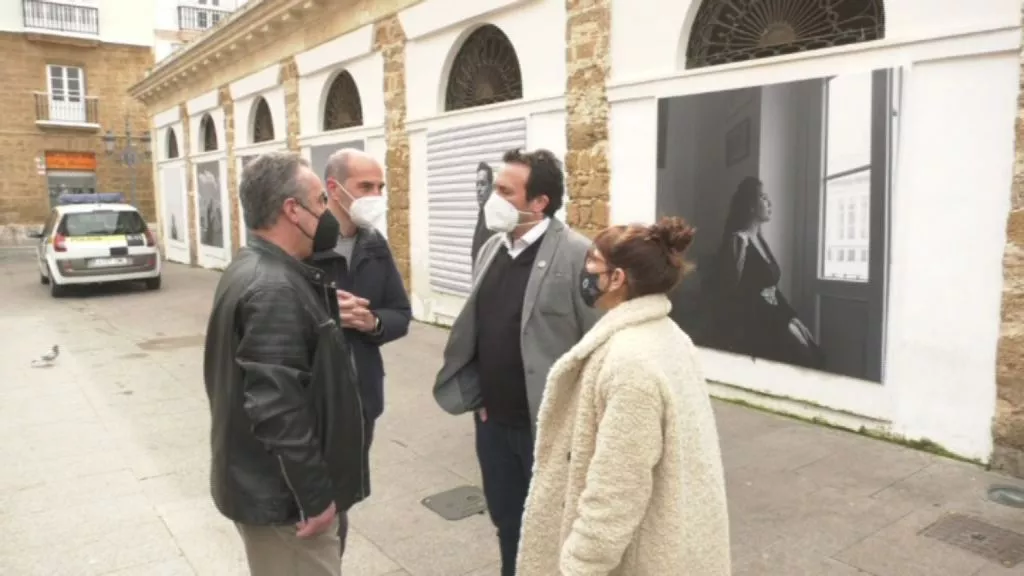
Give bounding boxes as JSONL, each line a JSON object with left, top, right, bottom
{"left": 37, "top": 210, "right": 58, "bottom": 276}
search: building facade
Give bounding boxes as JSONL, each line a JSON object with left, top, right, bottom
{"left": 0, "top": 0, "right": 163, "bottom": 244}
{"left": 154, "top": 0, "right": 249, "bottom": 63}
{"left": 130, "top": 0, "right": 1024, "bottom": 472}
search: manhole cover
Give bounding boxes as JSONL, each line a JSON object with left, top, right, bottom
{"left": 988, "top": 485, "right": 1024, "bottom": 509}
{"left": 421, "top": 485, "right": 487, "bottom": 521}
{"left": 920, "top": 513, "right": 1024, "bottom": 567}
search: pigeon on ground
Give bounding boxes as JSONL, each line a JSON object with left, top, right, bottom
{"left": 30, "top": 345, "right": 60, "bottom": 368}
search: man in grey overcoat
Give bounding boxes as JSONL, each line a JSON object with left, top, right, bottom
{"left": 433, "top": 148, "right": 599, "bottom": 576}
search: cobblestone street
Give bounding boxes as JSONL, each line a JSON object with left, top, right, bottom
{"left": 2, "top": 249, "right": 1024, "bottom": 576}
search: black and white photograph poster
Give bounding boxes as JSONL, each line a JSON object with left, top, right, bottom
{"left": 656, "top": 67, "right": 897, "bottom": 383}
{"left": 161, "top": 166, "right": 185, "bottom": 244}
{"left": 196, "top": 161, "right": 224, "bottom": 248}
{"left": 425, "top": 118, "right": 527, "bottom": 296}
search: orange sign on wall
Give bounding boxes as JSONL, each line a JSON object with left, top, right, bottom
{"left": 45, "top": 151, "right": 97, "bottom": 171}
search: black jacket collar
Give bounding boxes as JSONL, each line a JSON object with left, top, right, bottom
{"left": 308, "top": 227, "right": 387, "bottom": 265}
{"left": 248, "top": 235, "right": 329, "bottom": 285}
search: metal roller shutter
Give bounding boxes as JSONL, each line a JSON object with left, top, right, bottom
{"left": 426, "top": 117, "right": 527, "bottom": 296}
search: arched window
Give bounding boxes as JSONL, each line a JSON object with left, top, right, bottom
{"left": 252, "top": 97, "right": 274, "bottom": 143}
{"left": 166, "top": 128, "right": 179, "bottom": 159}
{"left": 200, "top": 113, "right": 218, "bottom": 152}
{"left": 685, "top": 0, "right": 885, "bottom": 69}
{"left": 322, "top": 71, "right": 363, "bottom": 132}
{"left": 444, "top": 24, "right": 522, "bottom": 112}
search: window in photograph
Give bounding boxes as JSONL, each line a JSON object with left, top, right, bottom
{"left": 323, "top": 71, "right": 363, "bottom": 132}
{"left": 820, "top": 71, "right": 872, "bottom": 282}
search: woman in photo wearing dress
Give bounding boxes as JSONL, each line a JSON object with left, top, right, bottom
{"left": 712, "top": 176, "right": 823, "bottom": 369}
{"left": 517, "top": 217, "right": 730, "bottom": 576}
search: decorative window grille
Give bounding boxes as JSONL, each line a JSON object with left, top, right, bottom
{"left": 685, "top": 0, "right": 884, "bottom": 69}
{"left": 444, "top": 25, "right": 523, "bottom": 112}
{"left": 322, "top": 71, "right": 363, "bottom": 132}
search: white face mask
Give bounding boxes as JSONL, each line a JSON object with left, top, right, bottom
{"left": 484, "top": 194, "right": 534, "bottom": 233}
{"left": 335, "top": 180, "right": 386, "bottom": 231}
{"left": 350, "top": 196, "right": 387, "bottom": 230}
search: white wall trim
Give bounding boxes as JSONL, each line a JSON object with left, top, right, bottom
{"left": 153, "top": 106, "right": 180, "bottom": 129}
{"left": 295, "top": 24, "right": 375, "bottom": 77}
{"left": 407, "top": 93, "right": 564, "bottom": 130}
{"left": 186, "top": 89, "right": 220, "bottom": 116}
{"left": 235, "top": 141, "right": 289, "bottom": 157}
{"left": 398, "top": 0, "right": 532, "bottom": 41}
{"left": 190, "top": 150, "right": 226, "bottom": 163}
{"left": 230, "top": 63, "right": 282, "bottom": 101}
{"left": 298, "top": 124, "right": 386, "bottom": 148}
{"left": 609, "top": 25, "right": 1021, "bottom": 104}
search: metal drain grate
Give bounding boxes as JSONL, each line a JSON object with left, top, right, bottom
{"left": 920, "top": 513, "right": 1024, "bottom": 568}
{"left": 421, "top": 485, "right": 487, "bottom": 521}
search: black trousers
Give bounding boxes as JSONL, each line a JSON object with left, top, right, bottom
{"left": 474, "top": 412, "right": 534, "bottom": 576}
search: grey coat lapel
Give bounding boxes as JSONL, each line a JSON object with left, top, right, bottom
{"left": 521, "top": 220, "right": 564, "bottom": 334}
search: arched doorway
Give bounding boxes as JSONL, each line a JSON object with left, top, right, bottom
{"left": 685, "top": 0, "right": 885, "bottom": 69}
{"left": 444, "top": 24, "right": 523, "bottom": 112}
{"left": 251, "top": 97, "right": 275, "bottom": 143}
{"left": 322, "top": 71, "right": 363, "bottom": 132}
{"left": 199, "top": 113, "right": 218, "bottom": 152}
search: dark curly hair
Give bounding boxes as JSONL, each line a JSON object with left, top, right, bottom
{"left": 502, "top": 148, "right": 565, "bottom": 217}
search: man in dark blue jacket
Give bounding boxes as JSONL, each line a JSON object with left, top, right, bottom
{"left": 308, "top": 148, "right": 411, "bottom": 492}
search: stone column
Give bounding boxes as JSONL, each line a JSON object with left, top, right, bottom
{"left": 991, "top": 21, "right": 1024, "bottom": 477}
{"left": 179, "top": 102, "right": 199, "bottom": 267}
{"left": 220, "top": 86, "right": 241, "bottom": 255}
{"left": 564, "top": 0, "right": 611, "bottom": 237}
{"left": 281, "top": 57, "right": 301, "bottom": 153}
{"left": 374, "top": 15, "right": 412, "bottom": 289}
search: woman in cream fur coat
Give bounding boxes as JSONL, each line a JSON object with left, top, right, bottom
{"left": 516, "top": 217, "right": 730, "bottom": 576}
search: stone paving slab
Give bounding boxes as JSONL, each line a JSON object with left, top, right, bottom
{"left": 1, "top": 252, "right": 1023, "bottom": 576}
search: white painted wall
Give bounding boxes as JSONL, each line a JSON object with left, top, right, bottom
{"left": 608, "top": 6, "right": 1021, "bottom": 461}
{"left": 401, "top": 0, "right": 565, "bottom": 121}
{"left": 610, "top": 0, "right": 1021, "bottom": 83}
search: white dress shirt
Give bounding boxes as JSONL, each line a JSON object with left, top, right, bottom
{"left": 502, "top": 217, "right": 551, "bottom": 259}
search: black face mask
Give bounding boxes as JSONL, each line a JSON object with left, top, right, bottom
{"left": 298, "top": 204, "right": 341, "bottom": 253}
{"left": 579, "top": 266, "right": 606, "bottom": 308}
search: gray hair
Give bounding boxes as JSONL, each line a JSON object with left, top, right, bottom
{"left": 325, "top": 148, "right": 375, "bottom": 183}
{"left": 239, "top": 151, "right": 310, "bottom": 230}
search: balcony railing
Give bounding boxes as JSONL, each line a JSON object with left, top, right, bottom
{"left": 177, "top": 5, "right": 231, "bottom": 32}
{"left": 23, "top": 0, "right": 99, "bottom": 36}
{"left": 34, "top": 92, "right": 99, "bottom": 127}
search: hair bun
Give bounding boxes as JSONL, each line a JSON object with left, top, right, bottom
{"left": 648, "top": 216, "right": 696, "bottom": 255}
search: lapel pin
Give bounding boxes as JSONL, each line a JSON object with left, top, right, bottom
{"left": 537, "top": 260, "right": 547, "bottom": 268}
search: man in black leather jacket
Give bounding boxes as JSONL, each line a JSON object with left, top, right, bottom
{"left": 203, "top": 151, "right": 366, "bottom": 576}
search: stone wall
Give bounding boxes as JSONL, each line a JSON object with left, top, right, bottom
{"left": 219, "top": 87, "right": 240, "bottom": 255}
{"left": 0, "top": 32, "right": 155, "bottom": 243}
{"left": 991, "top": 14, "right": 1024, "bottom": 478}
{"left": 374, "top": 16, "right": 411, "bottom": 289}
{"left": 280, "top": 57, "right": 301, "bottom": 153}
{"left": 563, "top": 0, "right": 611, "bottom": 238}
{"left": 179, "top": 102, "right": 198, "bottom": 266}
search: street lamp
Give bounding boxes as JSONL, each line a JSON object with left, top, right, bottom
{"left": 102, "top": 116, "right": 151, "bottom": 207}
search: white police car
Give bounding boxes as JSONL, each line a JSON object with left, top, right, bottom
{"left": 29, "top": 193, "right": 162, "bottom": 298}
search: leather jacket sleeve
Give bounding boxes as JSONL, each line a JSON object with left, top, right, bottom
{"left": 235, "top": 284, "right": 335, "bottom": 519}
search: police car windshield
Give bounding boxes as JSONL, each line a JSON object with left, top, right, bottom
{"left": 61, "top": 211, "right": 147, "bottom": 237}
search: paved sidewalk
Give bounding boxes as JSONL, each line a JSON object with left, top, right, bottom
{"left": 1, "top": 251, "right": 1024, "bottom": 575}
